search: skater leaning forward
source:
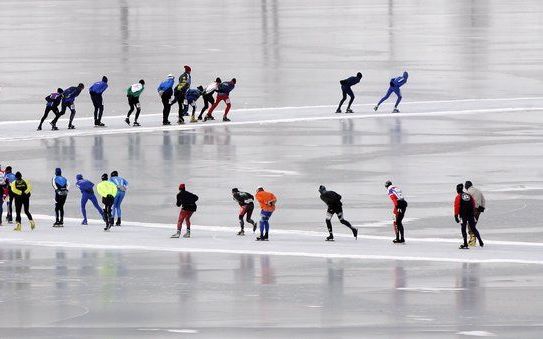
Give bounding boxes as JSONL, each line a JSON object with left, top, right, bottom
{"left": 232, "top": 188, "right": 257, "bottom": 236}
{"left": 125, "top": 80, "right": 145, "bottom": 127}
{"left": 171, "top": 183, "right": 198, "bottom": 239}
{"left": 319, "top": 185, "right": 358, "bottom": 241}
{"left": 374, "top": 71, "right": 408, "bottom": 113}
{"left": 10, "top": 171, "right": 35, "bottom": 232}
{"left": 255, "top": 186, "right": 276, "bottom": 241}
{"left": 97, "top": 173, "right": 118, "bottom": 231}
{"left": 52, "top": 168, "right": 69, "bottom": 227}
{"left": 385, "top": 180, "right": 407, "bottom": 244}
{"left": 336, "top": 72, "right": 362, "bottom": 114}
{"left": 454, "top": 184, "right": 484, "bottom": 249}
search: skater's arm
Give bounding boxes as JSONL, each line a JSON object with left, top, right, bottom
{"left": 454, "top": 195, "right": 460, "bottom": 215}
{"left": 24, "top": 180, "right": 32, "bottom": 194}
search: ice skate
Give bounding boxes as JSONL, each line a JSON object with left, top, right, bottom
{"left": 222, "top": 116, "right": 231, "bottom": 122}
{"left": 373, "top": 105, "right": 379, "bottom": 111}
{"left": 178, "top": 119, "right": 184, "bottom": 125}
{"left": 459, "top": 244, "right": 469, "bottom": 249}
{"left": 335, "top": 108, "right": 341, "bottom": 113}
{"left": 115, "top": 218, "right": 121, "bottom": 226}
{"left": 392, "top": 108, "right": 400, "bottom": 113}
{"left": 252, "top": 222, "right": 257, "bottom": 233}
{"left": 125, "top": 117, "right": 130, "bottom": 125}
{"left": 183, "top": 230, "right": 191, "bottom": 238}
{"left": 326, "top": 235, "right": 334, "bottom": 241}
{"left": 393, "top": 238, "right": 402, "bottom": 244}
{"left": 190, "top": 116, "right": 198, "bottom": 123}
{"left": 68, "top": 125, "right": 75, "bottom": 130}
{"left": 468, "top": 235, "right": 476, "bottom": 247}
{"left": 14, "top": 223, "right": 22, "bottom": 231}
{"left": 37, "top": 126, "right": 42, "bottom": 131}
{"left": 29, "top": 220, "right": 35, "bottom": 230}
{"left": 133, "top": 121, "right": 141, "bottom": 127}
{"left": 98, "top": 122, "right": 105, "bottom": 127}
{"left": 352, "top": 228, "right": 358, "bottom": 239}
{"left": 163, "top": 121, "right": 171, "bottom": 126}
{"left": 53, "top": 221, "right": 61, "bottom": 228}
{"left": 171, "top": 230, "right": 181, "bottom": 238}
{"left": 51, "top": 125, "right": 59, "bottom": 131}
{"left": 81, "top": 219, "right": 88, "bottom": 225}
{"left": 197, "top": 115, "right": 203, "bottom": 120}
{"left": 237, "top": 230, "right": 245, "bottom": 236}
{"left": 346, "top": 108, "right": 354, "bottom": 113}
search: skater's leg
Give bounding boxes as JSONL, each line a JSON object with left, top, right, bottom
{"left": 461, "top": 219, "right": 468, "bottom": 246}
{"left": 15, "top": 198, "right": 22, "bottom": 223}
{"left": 338, "top": 212, "right": 354, "bottom": 230}
{"left": 54, "top": 193, "right": 61, "bottom": 222}
{"left": 325, "top": 211, "right": 334, "bottom": 236}
{"left": 393, "top": 88, "right": 402, "bottom": 108}
{"left": 98, "top": 104, "right": 104, "bottom": 124}
{"left": 113, "top": 192, "right": 124, "bottom": 219}
{"left": 346, "top": 88, "right": 355, "bottom": 110}
{"left": 207, "top": 96, "right": 222, "bottom": 116}
{"left": 68, "top": 105, "right": 76, "bottom": 127}
{"left": 185, "top": 212, "right": 192, "bottom": 230}
{"left": 52, "top": 104, "right": 66, "bottom": 125}
{"left": 38, "top": 107, "right": 52, "bottom": 129}
{"left": 199, "top": 95, "right": 210, "bottom": 118}
{"left": 7, "top": 193, "right": 14, "bottom": 221}
{"left": 467, "top": 216, "right": 483, "bottom": 246}
{"left": 337, "top": 87, "right": 347, "bottom": 110}
{"left": 22, "top": 195, "right": 32, "bottom": 221}
{"left": 135, "top": 106, "right": 141, "bottom": 123}
{"left": 162, "top": 96, "right": 170, "bottom": 123}
{"left": 377, "top": 87, "right": 394, "bottom": 106}
{"left": 245, "top": 204, "right": 256, "bottom": 225}
{"left": 89, "top": 194, "right": 104, "bottom": 217}
{"left": 127, "top": 102, "right": 135, "bottom": 118}
{"left": 223, "top": 97, "right": 231, "bottom": 117}
{"left": 80, "top": 196, "right": 89, "bottom": 221}
{"left": 238, "top": 205, "right": 247, "bottom": 229}
{"left": 59, "top": 195, "right": 66, "bottom": 223}
{"left": 177, "top": 210, "right": 188, "bottom": 230}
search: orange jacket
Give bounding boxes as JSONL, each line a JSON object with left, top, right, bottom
{"left": 256, "top": 190, "right": 277, "bottom": 212}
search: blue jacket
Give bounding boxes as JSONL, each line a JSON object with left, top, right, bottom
{"left": 46, "top": 92, "right": 62, "bottom": 107}
{"left": 76, "top": 179, "right": 95, "bottom": 194}
{"left": 341, "top": 76, "right": 361, "bottom": 87}
{"left": 185, "top": 88, "right": 202, "bottom": 102}
{"left": 110, "top": 176, "right": 128, "bottom": 195}
{"left": 63, "top": 86, "right": 82, "bottom": 103}
{"left": 391, "top": 72, "right": 409, "bottom": 88}
{"left": 89, "top": 81, "right": 108, "bottom": 94}
{"left": 53, "top": 175, "right": 68, "bottom": 189}
{"left": 218, "top": 81, "right": 235, "bottom": 95}
{"left": 158, "top": 78, "right": 174, "bottom": 93}
{"left": 4, "top": 172, "right": 16, "bottom": 185}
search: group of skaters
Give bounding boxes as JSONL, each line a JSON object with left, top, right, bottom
{"left": 1, "top": 164, "right": 486, "bottom": 248}
{"left": 336, "top": 71, "right": 409, "bottom": 114}
{"left": 37, "top": 65, "right": 237, "bottom": 131}
{"left": 0, "top": 165, "right": 128, "bottom": 232}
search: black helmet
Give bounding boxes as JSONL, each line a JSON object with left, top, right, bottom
{"left": 216, "top": 77, "right": 222, "bottom": 83}
{"left": 57, "top": 88, "right": 64, "bottom": 93}
{"left": 232, "top": 188, "right": 239, "bottom": 193}
{"left": 101, "top": 173, "right": 108, "bottom": 181}
{"left": 357, "top": 72, "right": 362, "bottom": 78}
{"left": 385, "top": 180, "right": 392, "bottom": 188}
{"left": 456, "top": 183, "right": 464, "bottom": 194}
{"left": 102, "top": 75, "right": 108, "bottom": 83}
{"left": 139, "top": 79, "right": 145, "bottom": 85}
{"left": 318, "top": 185, "right": 326, "bottom": 193}
{"left": 111, "top": 170, "right": 118, "bottom": 177}
{"left": 465, "top": 180, "right": 473, "bottom": 189}
{"left": 15, "top": 171, "right": 22, "bottom": 179}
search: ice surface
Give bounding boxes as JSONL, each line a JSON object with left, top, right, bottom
{"left": 1, "top": 0, "right": 543, "bottom": 338}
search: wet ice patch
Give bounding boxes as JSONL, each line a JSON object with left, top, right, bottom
{"left": 457, "top": 330, "right": 496, "bottom": 337}
{"left": 397, "top": 287, "right": 466, "bottom": 293}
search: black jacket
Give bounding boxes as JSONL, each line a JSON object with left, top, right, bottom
{"left": 177, "top": 190, "right": 199, "bottom": 212}
{"left": 233, "top": 191, "right": 254, "bottom": 206}
{"left": 320, "top": 190, "right": 342, "bottom": 209}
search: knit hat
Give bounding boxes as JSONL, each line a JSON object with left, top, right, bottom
{"left": 101, "top": 173, "right": 108, "bottom": 181}
{"left": 76, "top": 174, "right": 83, "bottom": 180}
{"left": 184, "top": 65, "right": 191, "bottom": 73}
{"left": 55, "top": 168, "right": 62, "bottom": 176}
{"left": 15, "top": 171, "right": 22, "bottom": 179}
{"left": 179, "top": 183, "right": 186, "bottom": 190}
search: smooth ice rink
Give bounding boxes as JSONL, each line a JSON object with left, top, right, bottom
{"left": 1, "top": 0, "right": 543, "bottom": 338}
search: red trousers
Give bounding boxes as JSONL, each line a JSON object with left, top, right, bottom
{"left": 177, "top": 210, "right": 193, "bottom": 230}
{"left": 207, "top": 94, "right": 231, "bottom": 117}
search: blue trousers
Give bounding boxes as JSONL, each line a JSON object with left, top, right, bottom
{"left": 113, "top": 192, "right": 125, "bottom": 218}
{"left": 81, "top": 193, "right": 103, "bottom": 221}
{"left": 259, "top": 211, "right": 273, "bottom": 235}
{"left": 377, "top": 86, "right": 402, "bottom": 107}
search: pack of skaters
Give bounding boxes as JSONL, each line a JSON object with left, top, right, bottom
{"left": 109, "top": 171, "right": 128, "bottom": 226}
{"left": 10, "top": 171, "right": 35, "bottom": 232}
{"left": 52, "top": 168, "right": 69, "bottom": 227}
{"left": 318, "top": 185, "right": 358, "bottom": 241}
{"left": 89, "top": 76, "right": 109, "bottom": 127}
{"left": 255, "top": 186, "right": 277, "bottom": 241}
{"left": 204, "top": 78, "right": 236, "bottom": 122}
{"left": 335, "top": 72, "right": 362, "bottom": 113}
{"left": 157, "top": 74, "right": 175, "bottom": 125}
{"left": 51, "top": 83, "right": 84, "bottom": 129}
{"left": 454, "top": 183, "right": 484, "bottom": 249}
{"left": 465, "top": 180, "right": 486, "bottom": 247}
{"left": 374, "top": 71, "right": 408, "bottom": 113}
{"left": 385, "top": 181, "right": 408, "bottom": 244}
{"left": 171, "top": 183, "right": 199, "bottom": 239}
{"left": 75, "top": 174, "right": 104, "bottom": 225}
{"left": 37, "top": 88, "right": 63, "bottom": 131}
{"left": 232, "top": 188, "right": 257, "bottom": 236}
{"left": 125, "top": 80, "right": 145, "bottom": 127}
{"left": 97, "top": 173, "right": 118, "bottom": 231}
{"left": 198, "top": 77, "right": 221, "bottom": 121}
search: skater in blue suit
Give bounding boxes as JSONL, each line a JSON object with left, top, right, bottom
{"left": 109, "top": 170, "right": 128, "bottom": 226}
{"left": 374, "top": 71, "right": 409, "bottom": 113}
{"left": 75, "top": 174, "right": 103, "bottom": 225}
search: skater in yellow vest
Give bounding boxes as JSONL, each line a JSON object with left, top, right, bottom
{"left": 10, "top": 171, "right": 35, "bottom": 231}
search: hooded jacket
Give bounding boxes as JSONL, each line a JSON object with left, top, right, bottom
{"left": 177, "top": 190, "right": 199, "bottom": 212}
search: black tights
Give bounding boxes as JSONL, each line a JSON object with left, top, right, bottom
{"left": 15, "top": 195, "right": 32, "bottom": 223}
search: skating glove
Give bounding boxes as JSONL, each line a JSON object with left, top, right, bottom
{"left": 478, "top": 206, "right": 485, "bottom": 213}
{"left": 454, "top": 215, "right": 460, "bottom": 223}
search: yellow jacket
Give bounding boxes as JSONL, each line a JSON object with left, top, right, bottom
{"left": 96, "top": 181, "right": 118, "bottom": 198}
{"left": 10, "top": 179, "right": 32, "bottom": 196}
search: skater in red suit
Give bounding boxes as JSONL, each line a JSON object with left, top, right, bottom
{"left": 385, "top": 180, "right": 408, "bottom": 244}
{"left": 171, "top": 183, "right": 198, "bottom": 239}
{"left": 205, "top": 78, "right": 236, "bottom": 122}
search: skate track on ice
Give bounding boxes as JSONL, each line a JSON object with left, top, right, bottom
{"left": 1, "top": 214, "right": 542, "bottom": 265}
{"left": 1, "top": 96, "right": 543, "bottom": 142}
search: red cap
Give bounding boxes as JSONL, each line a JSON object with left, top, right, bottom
{"left": 184, "top": 65, "right": 191, "bottom": 73}
{"left": 179, "top": 183, "right": 186, "bottom": 190}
